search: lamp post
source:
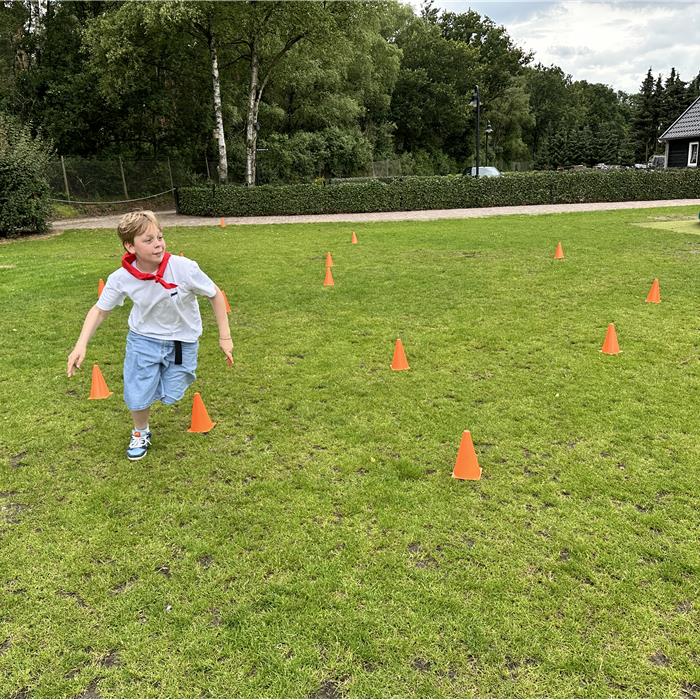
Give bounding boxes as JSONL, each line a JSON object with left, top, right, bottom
{"left": 485, "top": 122, "right": 493, "bottom": 166}
{"left": 470, "top": 85, "right": 481, "bottom": 177}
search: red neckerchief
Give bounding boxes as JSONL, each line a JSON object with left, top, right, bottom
{"left": 121, "top": 251, "right": 177, "bottom": 289}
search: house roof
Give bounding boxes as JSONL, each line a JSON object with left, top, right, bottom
{"left": 660, "top": 96, "right": 700, "bottom": 141}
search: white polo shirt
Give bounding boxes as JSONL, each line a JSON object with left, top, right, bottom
{"left": 97, "top": 255, "right": 217, "bottom": 342}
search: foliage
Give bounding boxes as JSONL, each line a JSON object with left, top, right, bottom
{"left": 389, "top": 5, "right": 532, "bottom": 169}
{"left": 0, "top": 113, "right": 53, "bottom": 237}
{"left": 389, "top": 14, "right": 479, "bottom": 160}
{"left": 631, "top": 66, "right": 699, "bottom": 163}
{"left": 0, "top": 0, "right": 30, "bottom": 112}
{"left": 82, "top": 1, "right": 214, "bottom": 162}
{"left": 255, "top": 128, "right": 373, "bottom": 185}
{"left": 178, "top": 169, "right": 700, "bottom": 217}
{"left": 3, "top": 0, "right": 699, "bottom": 182}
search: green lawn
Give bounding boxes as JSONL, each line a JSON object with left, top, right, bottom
{"left": 1, "top": 208, "right": 699, "bottom": 698}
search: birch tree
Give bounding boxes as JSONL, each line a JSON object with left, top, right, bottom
{"left": 153, "top": 2, "right": 234, "bottom": 183}
{"left": 85, "top": 1, "right": 233, "bottom": 182}
{"left": 223, "top": 1, "right": 375, "bottom": 186}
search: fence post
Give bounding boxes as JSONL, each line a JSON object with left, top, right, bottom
{"left": 118, "top": 156, "right": 129, "bottom": 199}
{"left": 204, "top": 155, "right": 211, "bottom": 181}
{"left": 167, "top": 156, "right": 175, "bottom": 190}
{"left": 60, "top": 156, "right": 71, "bottom": 200}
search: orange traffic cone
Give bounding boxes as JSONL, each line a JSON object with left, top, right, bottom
{"left": 89, "top": 363, "right": 112, "bottom": 400}
{"left": 219, "top": 217, "right": 225, "bottom": 228}
{"left": 452, "top": 430, "right": 482, "bottom": 480}
{"left": 554, "top": 242, "right": 564, "bottom": 259}
{"left": 646, "top": 278, "right": 660, "bottom": 303}
{"left": 601, "top": 323, "right": 620, "bottom": 355}
{"left": 323, "top": 266, "right": 334, "bottom": 287}
{"left": 452, "top": 430, "right": 481, "bottom": 481}
{"left": 391, "top": 338, "right": 410, "bottom": 371}
{"left": 326, "top": 251, "right": 334, "bottom": 267}
{"left": 221, "top": 289, "right": 231, "bottom": 313}
{"left": 97, "top": 278, "right": 105, "bottom": 298}
{"left": 351, "top": 231, "right": 358, "bottom": 244}
{"left": 187, "top": 392, "right": 216, "bottom": 433}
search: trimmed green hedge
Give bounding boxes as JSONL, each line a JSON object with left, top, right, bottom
{"left": 176, "top": 169, "right": 700, "bottom": 217}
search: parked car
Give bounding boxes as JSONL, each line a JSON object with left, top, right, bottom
{"left": 469, "top": 166, "right": 501, "bottom": 177}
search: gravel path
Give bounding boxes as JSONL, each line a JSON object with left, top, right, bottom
{"left": 51, "top": 199, "right": 700, "bottom": 231}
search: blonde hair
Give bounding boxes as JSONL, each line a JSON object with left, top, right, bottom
{"left": 117, "top": 210, "right": 162, "bottom": 246}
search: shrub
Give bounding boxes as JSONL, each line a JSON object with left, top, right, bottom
{"left": 176, "top": 169, "right": 700, "bottom": 218}
{"left": 0, "top": 114, "right": 53, "bottom": 237}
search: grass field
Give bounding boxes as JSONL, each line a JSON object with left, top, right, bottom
{"left": 1, "top": 207, "right": 699, "bottom": 698}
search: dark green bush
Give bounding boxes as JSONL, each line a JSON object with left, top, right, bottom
{"left": 0, "top": 114, "right": 53, "bottom": 237}
{"left": 177, "top": 169, "right": 700, "bottom": 218}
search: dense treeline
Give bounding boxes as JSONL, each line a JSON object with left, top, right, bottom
{"left": 1, "top": 0, "right": 699, "bottom": 184}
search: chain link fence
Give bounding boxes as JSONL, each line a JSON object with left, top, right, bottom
{"left": 48, "top": 157, "right": 195, "bottom": 204}
{"left": 48, "top": 155, "right": 449, "bottom": 204}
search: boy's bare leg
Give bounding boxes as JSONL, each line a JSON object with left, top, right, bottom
{"left": 131, "top": 408, "right": 150, "bottom": 430}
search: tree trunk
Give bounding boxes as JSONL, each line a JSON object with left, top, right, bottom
{"left": 209, "top": 35, "right": 228, "bottom": 184}
{"left": 245, "top": 46, "right": 260, "bottom": 187}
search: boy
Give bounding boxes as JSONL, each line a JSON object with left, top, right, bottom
{"left": 67, "top": 210, "right": 233, "bottom": 461}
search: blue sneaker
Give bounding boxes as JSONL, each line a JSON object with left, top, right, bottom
{"left": 126, "top": 429, "right": 151, "bottom": 461}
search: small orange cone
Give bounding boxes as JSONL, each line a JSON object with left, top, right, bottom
{"left": 221, "top": 289, "right": 231, "bottom": 313}
{"left": 452, "top": 430, "right": 482, "bottom": 480}
{"left": 391, "top": 338, "right": 410, "bottom": 371}
{"left": 326, "top": 251, "right": 334, "bottom": 267}
{"left": 89, "top": 363, "right": 112, "bottom": 400}
{"left": 601, "top": 323, "right": 620, "bottom": 355}
{"left": 219, "top": 217, "right": 225, "bottom": 228}
{"left": 554, "top": 242, "right": 564, "bottom": 259}
{"left": 323, "top": 266, "right": 334, "bottom": 287}
{"left": 97, "top": 278, "right": 105, "bottom": 298}
{"left": 646, "top": 278, "right": 660, "bottom": 303}
{"left": 351, "top": 231, "right": 358, "bottom": 244}
{"left": 187, "top": 392, "right": 216, "bottom": 433}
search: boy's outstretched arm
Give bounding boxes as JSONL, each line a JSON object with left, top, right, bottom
{"left": 67, "top": 305, "right": 111, "bottom": 377}
{"left": 209, "top": 287, "right": 233, "bottom": 365}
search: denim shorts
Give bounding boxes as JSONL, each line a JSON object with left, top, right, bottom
{"left": 123, "top": 331, "right": 199, "bottom": 411}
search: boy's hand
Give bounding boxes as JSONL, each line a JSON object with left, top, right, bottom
{"left": 219, "top": 337, "right": 233, "bottom": 366}
{"left": 67, "top": 345, "right": 86, "bottom": 377}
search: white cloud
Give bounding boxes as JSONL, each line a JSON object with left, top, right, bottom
{"left": 404, "top": 0, "right": 700, "bottom": 93}
{"left": 507, "top": 2, "right": 699, "bottom": 92}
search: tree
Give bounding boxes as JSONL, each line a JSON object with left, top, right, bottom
{"left": 688, "top": 71, "right": 700, "bottom": 102}
{"left": 14, "top": 1, "right": 128, "bottom": 157}
{"left": 437, "top": 8, "right": 532, "bottom": 96}
{"left": 0, "top": 0, "right": 31, "bottom": 112}
{"left": 389, "top": 5, "right": 533, "bottom": 170}
{"left": 524, "top": 64, "right": 572, "bottom": 163}
{"left": 660, "top": 67, "right": 688, "bottom": 134}
{"left": 390, "top": 14, "right": 479, "bottom": 161}
{"left": 84, "top": 1, "right": 230, "bottom": 179}
{"left": 258, "top": 1, "right": 401, "bottom": 179}
{"left": 631, "top": 68, "right": 657, "bottom": 162}
{"left": 222, "top": 1, "right": 387, "bottom": 186}
{"left": 485, "top": 76, "right": 533, "bottom": 166}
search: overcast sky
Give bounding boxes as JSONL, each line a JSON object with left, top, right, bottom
{"left": 407, "top": 1, "right": 700, "bottom": 94}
